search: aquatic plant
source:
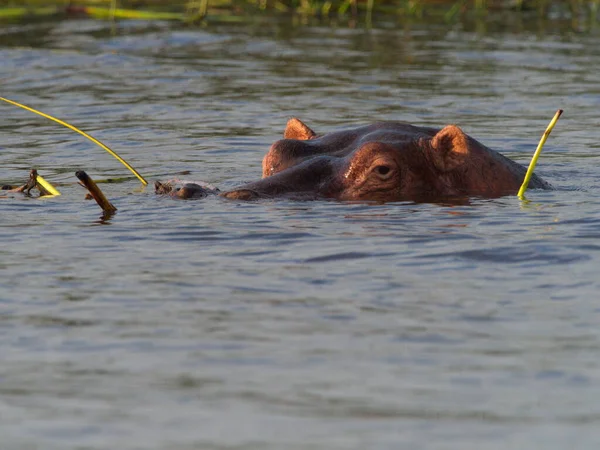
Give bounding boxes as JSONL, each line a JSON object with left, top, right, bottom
{"left": 0, "top": 96, "right": 148, "bottom": 186}
{"left": 2, "top": 169, "right": 61, "bottom": 197}
{"left": 517, "top": 109, "right": 562, "bottom": 200}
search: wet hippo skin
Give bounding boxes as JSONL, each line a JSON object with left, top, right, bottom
{"left": 219, "top": 118, "right": 550, "bottom": 202}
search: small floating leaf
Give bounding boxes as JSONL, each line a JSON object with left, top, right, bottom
{"left": 36, "top": 173, "right": 61, "bottom": 196}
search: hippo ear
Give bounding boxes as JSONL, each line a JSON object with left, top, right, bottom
{"left": 284, "top": 118, "right": 316, "bottom": 140}
{"left": 429, "top": 125, "right": 469, "bottom": 172}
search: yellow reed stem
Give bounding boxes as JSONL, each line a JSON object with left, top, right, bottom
{"left": 0, "top": 96, "right": 148, "bottom": 186}
{"left": 517, "top": 109, "right": 562, "bottom": 199}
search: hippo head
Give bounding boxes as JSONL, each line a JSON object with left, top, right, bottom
{"left": 222, "top": 118, "right": 545, "bottom": 202}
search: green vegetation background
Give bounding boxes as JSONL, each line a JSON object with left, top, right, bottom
{"left": 2, "top": 0, "right": 600, "bottom": 25}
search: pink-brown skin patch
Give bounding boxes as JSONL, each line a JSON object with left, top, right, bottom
{"left": 221, "top": 118, "right": 551, "bottom": 202}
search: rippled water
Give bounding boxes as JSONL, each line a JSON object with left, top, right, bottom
{"left": 3, "top": 14, "right": 600, "bottom": 449}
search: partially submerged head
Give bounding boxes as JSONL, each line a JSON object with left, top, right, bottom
{"left": 222, "top": 117, "right": 545, "bottom": 202}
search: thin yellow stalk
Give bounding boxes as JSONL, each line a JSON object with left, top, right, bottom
{"left": 0, "top": 96, "right": 148, "bottom": 186}
{"left": 517, "top": 109, "right": 563, "bottom": 199}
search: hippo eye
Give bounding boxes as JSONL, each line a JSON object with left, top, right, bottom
{"left": 375, "top": 165, "right": 390, "bottom": 176}
{"left": 371, "top": 164, "right": 395, "bottom": 181}
{"left": 369, "top": 163, "right": 396, "bottom": 182}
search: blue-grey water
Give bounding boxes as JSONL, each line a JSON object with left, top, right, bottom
{"left": 2, "top": 14, "right": 600, "bottom": 449}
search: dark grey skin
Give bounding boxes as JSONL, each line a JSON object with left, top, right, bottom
{"left": 157, "top": 118, "right": 550, "bottom": 202}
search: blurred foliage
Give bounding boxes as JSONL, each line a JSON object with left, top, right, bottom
{"left": 0, "top": 0, "right": 599, "bottom": 24}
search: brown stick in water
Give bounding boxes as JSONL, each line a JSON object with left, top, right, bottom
{"left": 75, "top": 170, "right": 117, "bottom": 213}
{"left": 1, "top": 183, "right": 28, "bottom": 193}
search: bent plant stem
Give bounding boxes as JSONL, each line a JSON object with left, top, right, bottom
{"left": 0, "top": 96, "right": 148, "bottom": 186}
{"left": 76, "top": 171, "right": 118, "bottom": 213}
{"left": 517, "top": 109, "right": 563, "bottom": 200}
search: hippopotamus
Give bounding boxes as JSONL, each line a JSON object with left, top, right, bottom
{"left": 156, "top": 118, "right": 550, "bottom": 202}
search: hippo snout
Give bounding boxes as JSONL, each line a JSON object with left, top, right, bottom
{"left": 220, "top": 189, "right": 261, "bottom": 200}
{"left": 224, "top": 156, "right": 341, "bottom": 200}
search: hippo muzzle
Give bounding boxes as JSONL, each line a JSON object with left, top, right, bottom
{"left": 222, "top": 155, "right": 342, "bottom": 200}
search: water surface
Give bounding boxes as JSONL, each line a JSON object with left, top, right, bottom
{"left": 2, "top": 15, "right": 600, "bottom": 449}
